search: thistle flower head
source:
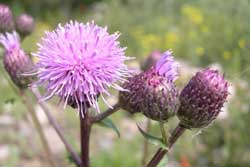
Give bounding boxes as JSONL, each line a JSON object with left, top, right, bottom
{"left": 0, "top": 31, "right": 34, "bottom": 89}
{"left": 178, "top": 68, "right": 229, "bottom": 129}
{"left": 16, "top": 13, "right": 35, "bottom": 37}
{"left": 0, "top": 4, "right": 14, "bottom": 32}
{"left": 119, "top": 51, "right": 179, "bottom": 121}
{"left": 33, "top": 21, "right": 132, "bottom": 115}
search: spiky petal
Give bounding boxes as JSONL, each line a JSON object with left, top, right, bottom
{"left": 16, "top": 13, "right": 35, "bottom": 37}
{"left": 0, "top": 4, "right": 14, "bottom": 32}
{"left": 119, "top": 51, "right": 179, "bottom": 121}
{"left": 33, "top": 21, "right": 132, "bottom": 116}
{"left": 178, "top": 68, "right": 229, "bottom": 128}
{"left": 0, "top": 31, "right": 34, "bottom": 89}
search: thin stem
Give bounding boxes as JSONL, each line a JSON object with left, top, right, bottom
{"left": 1, "top": 67, "right": 56, "bottom": 166}
{"left": 141, "top": 118, "right": 152, "bottom": 166}
{"left": 31, "top": 88, "right": 82, "bottom": 166}
{"left": 80, "top": 108, "right": 91, "bottom": 167}
{"left": 19, "top": 90, "right": 56, "bottom": 167}
{"left": 159, "top": 122, "right": 167, "bottom": 145}
{"left": 146, "top": 123, "right": 186, "bottom": 167}
{"left": 90, "top": 103, "right": 121, "bottom": 123}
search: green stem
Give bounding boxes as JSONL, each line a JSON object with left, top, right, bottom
{"left": 19, "top": 90, "right": 57, "bottom": 167}
{"left": 141, "top": 118, "right": 152, "bottom": 166}
{"left": 32, "top": 88, "right": 81, "bottom": 166}
{"left": 147, "top": 124, "right": 186, "bottom": 167}
{"left": 90, "top": 103, "right": 121, "bottom": 123}
{"left": 159, "top": 122, "right": 168, "bottom": 146}
{"left": 1, "top": 67, "right": 56, "bottom": 166}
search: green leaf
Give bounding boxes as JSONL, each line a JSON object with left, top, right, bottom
{"left": 4, "top": 98, "right": 16, "bottom": 104}
{"left": 98, "top": 118, "right": 120, "bottom": 137}
{"left": 137, "top": 124, "right": 168, "bottom": 149}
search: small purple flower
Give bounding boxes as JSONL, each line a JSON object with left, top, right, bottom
{"left": 33, "top": 21, "right": 132, "bottom": 116}
{"left": 0, "top": 4, "right": 14, "bottom": 32}
{"left": 0, "top": 31, "right": 34, "bottom": 89}
{"left": 16, "top": 13, "right": 35, "bottom": 37}
{"left": 178, "top": 68, "right": 229, "bottom": 128}
{"left": 119, "top": 50, "right": 179, "bottom": 121}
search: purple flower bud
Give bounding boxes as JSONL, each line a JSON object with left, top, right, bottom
{"left": 16, "top": 14, "right": 35, "bottom": 37}
{"left": 0, "top": 32, "right": 34, "bottom": 89}
{"left": 119, "top": 51, "right": 179, "bottom": 121}
{"left": 141, "top": 50, "right": 161, "bottom": 71}
{"left": 178, "top": 68, "right": 229, "bottom": 128}
{"left": 0, "top": 4, "right": 14, "bottom": 33}
{"left": 33, "top": 21, "right": 133, "bottom": 116}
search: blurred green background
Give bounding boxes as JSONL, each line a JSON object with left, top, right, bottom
{"left": 1, "top": 0, "right": 250, "bottom": 166}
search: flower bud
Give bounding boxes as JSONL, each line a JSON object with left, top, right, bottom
{"left": 141, "top": 50, "right": 161, "bottom": 71}
{"left": 0, "top": 4, "right": 14, "bottom": 32}
{"left": 119, "top": 51, "right": 179, "bottom": 121}
{"left": 16, "top": 14, "right": 35, "bottom": 37}
{"left": 178, "top": 68, "right": 229, "bottom": 129}
{"left": 0, "top": 32, "right": 34, "bottom": 89}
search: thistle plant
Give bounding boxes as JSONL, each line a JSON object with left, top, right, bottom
{"left": 33, "top": 21, "right": 132, "bottom": 115}
{"left": 0, "top": 4, "right": 81, "bottom": 166}
{"left": 0, "top": 31, "right": 56, "bottom": 166}
{"left": 0, "top": 4, "right": 14, "bottom": 32}
{"left": 16, "top": 13, "right": 35, "bottom": 38}
{"left": 0, "top": 32, "right": 34, "bottom": 89}
{"left": 0, "top": 3, "right": 232, "bottom": 167}
{"left": 33, "top": 20, "right": 132, "bottom": 167}
{"left": 119, "top": 51, "right": 179, "bottom": 121}
{"left": 147, "top": 68, "right": 229, "bottom": 167}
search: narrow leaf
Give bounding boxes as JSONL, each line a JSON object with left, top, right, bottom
{"left": 98, "top": 118, "right": 120, "bottom": 137}
{"left": 137, "top": 124, "right": 168, "bottom": 149}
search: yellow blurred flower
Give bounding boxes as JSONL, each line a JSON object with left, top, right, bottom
{"left": 181, "top": 5, "right": 203, "bottom": 25}
{"left": 141, "top": 34, "right": 162, "bottom": 55}
{"left": 201, "top": 25, "right": 209, "bottom": 33}
{"left": 223, "top": 51, "right": 231, "bottom": 60}
{"left": 195, "top": 47, "right": 204, "bottom": 56}
{"left": 164, "top": 32, "right": 179, "bottom": 48}
{"left": 238, "top": 39, "right": 246, "bottom": 49}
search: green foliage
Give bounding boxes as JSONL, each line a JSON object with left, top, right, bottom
{"left": 97, "top": 118, "right": 121, "bottom": 138}
{"left": 137, "top": 124, "right": 167, "bottom": 149}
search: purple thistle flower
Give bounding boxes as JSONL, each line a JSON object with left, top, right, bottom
{"left": 33, "top": 21, "right": 132, "bottom": 116}
{"left": 0, "top": 4, "right": 14, "bottom": 32}
{"left": 16, "top": 13, "right": 35, "bottom": 37}
{"left": 0, "top": 31, "right": 34, "bottom": 89}
{"left": 178, "top": 68, "right": 229, "bottom": 128}
{"left": 119, "top": 50, "right": 179, "bottom": 121}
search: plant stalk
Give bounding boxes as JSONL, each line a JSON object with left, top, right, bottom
{"left": 80, "top": 108, "right": 91, "bottom": 167}
{"left": 141, "top": 118, "right": 152, "bottom": 166}
{"left": 90, "top": 103, "right": 121, "bottom": 123}
{"left": 146, "top": 124, "right": 186, "bottom": 167}
{"left": 19, "top": 90, "right": 56, "bottom": 167}
{"left": 31, "top": 88, "right": 82, "bottom": 166}
{"left": 1, "top": 62, "right": 56, "bottom": 166}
